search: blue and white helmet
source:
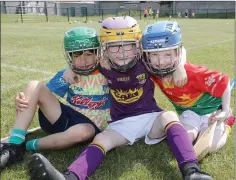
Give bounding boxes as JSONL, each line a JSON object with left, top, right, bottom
{"left": 142, "top": 21, "right": 182, "bottom": 77}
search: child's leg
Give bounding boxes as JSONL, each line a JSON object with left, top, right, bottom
{"left": 204, "top": 114, "right": 234, "bottom": 153}
{"left": 30, "top": 124, "right": 95, "bottom": 150}
{"left": 209, "top": 117, "right": 234, "bottom": 153}
{"left": 67, "top": 129, "right": 129, "bottom": 179}
{"left": 28, "top": 129, "right": 129, "bottom": 180}
{"left": 148, "top": 111, "right": 213, "bottom": 179}
{"left": 209, "top": 128, "right": 226, "bottom": 153}
{"left": 27, "top": 101, "right": 101, "bottom": 151}
{"left": 179, "top": 110, "right": 202, "bottom": 143}
{"left": 13, "top": 80, "right": 61, "bottom": 131}
{"left": 154, "top": 111, "right": 198, "bottom": 168}
{"left": 1, "top": 81, "right": 62, "bottom": 169}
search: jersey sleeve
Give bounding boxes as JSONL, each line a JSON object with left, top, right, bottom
{"left": 46, "top": 69, "right": 70, "bottom": 98}
{"left": 186, "top": 63, "right": 229, "bottom": 97}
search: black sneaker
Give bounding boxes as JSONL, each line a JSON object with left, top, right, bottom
{"left": 0, "top": 142, "right": 26, "bottom": 170}
{"left": 184, "top": 170, "right": 214, "bottom": 180}
{"left": 27, "top": 153, "right": 79, "bottom": 180}
{"left": 182, "top": 163, "right": 213, "bottom": 180}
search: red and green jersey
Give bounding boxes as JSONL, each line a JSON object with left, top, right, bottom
{"left": 152, "top": 62, "right": 229, "bottom": 115}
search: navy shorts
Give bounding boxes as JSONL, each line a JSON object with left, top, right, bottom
{"left": 38, "top": 102, "right": 101, "bottom": 135}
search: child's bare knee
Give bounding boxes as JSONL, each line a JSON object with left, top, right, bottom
{"left": 160, "top": 111, "right": 179, "bottom": 127}
{"left": 67, "top": 125, "right": 95, "bottom": 142}
{"left": 162, "top": 111, "right": 179, "bottom": 120}
{"left": 27, "top": 80, "right": 43, "bottom": 89}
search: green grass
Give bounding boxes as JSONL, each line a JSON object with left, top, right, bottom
{"left": 1, "top": 18, "right": 235, "bottom": 180}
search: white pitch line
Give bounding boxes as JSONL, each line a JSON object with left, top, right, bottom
{"left": 2, "top": 63, "right": 55, "bottom": 75}
{"left": 1, "top": 127, "right": 41, "bottom": 142}
{"left": 2, "top": 77, "right": 52, "bottom": 91}
{"left": 187, "top": 38, "right": 234, "bottom": 50}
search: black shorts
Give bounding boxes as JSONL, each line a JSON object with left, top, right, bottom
{"left": 38, "top": 102, "right": 101, "bottom": 135}
{"left": 144, "top": 14, "right": 147, "bottom": 18}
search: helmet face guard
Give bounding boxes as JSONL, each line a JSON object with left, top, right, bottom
{"left": 143, "top": 45, "right": 181, "bottom": 78}
{"left": 64, "top": 27, "right": 100, "bottom": 75}
{"left": 100, "top": 16, "right": 142, "bottom": 72}
{"left": 142, "top": 21, "right": 182, "bottom": 77}
{"left": 64, "top": 47, "right": 100, "bottom": 76}
{"left": 103, "top": 41, "right": 140, "bottom": 72}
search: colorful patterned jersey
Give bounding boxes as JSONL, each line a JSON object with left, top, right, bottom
{"left": 46, "top": 69, "right": 110, "bottom": 130}
{"left": 152, "top": 62, "right": 229, "bottom": 115}
{"left": 100, "top": 61, "right": 162, "bottom": 122}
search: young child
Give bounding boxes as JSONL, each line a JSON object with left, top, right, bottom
{"left": 142, "top": 21, "right": 234, "bottom": 157}
{"left": 0, "top": 27, "right": 110, "bottom": 170}
{"left": 144, "top": 8, "right": 148, "bottom": 21}
{"left": 27, "top": 17, "right": 213, "bottom": 180}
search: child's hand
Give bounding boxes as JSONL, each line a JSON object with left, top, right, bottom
{"left": 15, "top": 92, "right": 29, "bottom": 112}
{"left": 208, "top": 109, "right": 230, "bottom": 126}
{"left": 100, "top": 56, "right": 111, "bottom": 70}
{"left": 172, "top": 64, "right": 187, "bottom": 87}
{"left": 63, "top": 67, "right": 78, "bottom": 84}
{"left": 172, "top": 46, "right": 187, "bottom": 87}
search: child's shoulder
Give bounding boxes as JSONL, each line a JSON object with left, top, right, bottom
{"left": 185, "top": 61, "right": 209, "bottom": 73}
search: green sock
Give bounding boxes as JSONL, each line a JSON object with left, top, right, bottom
{"left": 26, "top": 139, "right": 40, "bottom": 151}
{"left": 9, "top": 128, "right": 26, "bottom": 144}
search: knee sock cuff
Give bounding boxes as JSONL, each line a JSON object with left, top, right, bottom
{"left": 90, "top": 143, "right": 106, "bottom": 155}
{"left": 164, "top": 121, "right": 183, "bottom": 134}
{"left": 9, "top": 128, "right": 27, "bottom": 144}
{"left": 26, "top": 139, "right": 40, "bottom": 151}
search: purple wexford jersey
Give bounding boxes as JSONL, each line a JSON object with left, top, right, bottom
{"left": 100, "top": 60, "right": 163, "bottom": 122}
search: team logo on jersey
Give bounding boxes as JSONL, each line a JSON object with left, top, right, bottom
{"left": 110, "top": 88, "right": 143, "bottom": 104}
{"left": 57, "top": 76, "right": 67, "bottom": 86}
{"left": 205, "top": 75, "right": 216, "bottom": 87}
{"left": 71, "top": 95, "right": 108, "bottom": 109}
{"left": 136, "top": 73, "right": 146, "bottom": 84}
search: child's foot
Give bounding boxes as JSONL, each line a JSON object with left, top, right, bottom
{"left": 0, "top": 142, "right": 25, "bottom": 171}
{"left": 182, "top": 163, "right": 213, "bottom": 180}
{"left": 28, "top": 153, "right": 79, "bottom": 180}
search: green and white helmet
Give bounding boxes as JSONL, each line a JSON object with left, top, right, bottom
{"left": 63, "top": 27, "right": 100, "bottom": 75}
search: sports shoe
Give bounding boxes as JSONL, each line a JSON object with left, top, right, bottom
{"left": 28, "top": 153, "right": 79, "bottom": 180}
{"left": 0, "top": 142, "right": 25, "bottom": 170}
{"left": 182, "top": 163, "right": 213, "bottom": 180}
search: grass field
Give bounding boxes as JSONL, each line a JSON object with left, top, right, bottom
{"left": 1, "top": 17, "right": 235, "bottom": 180}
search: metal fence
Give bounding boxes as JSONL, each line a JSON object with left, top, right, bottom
{"left": 1, "top": 6, "right": 235, "bottom": 23}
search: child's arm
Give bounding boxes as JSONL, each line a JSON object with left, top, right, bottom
{"left": 172, "top": 46, "right": 187, "bottom": 87}
{"left": 221, "top": 81, "right": 231, "bottom": 113}
{"left": 63, "top": 66, "right": 78, "bottom": 84}
{"left": 209, "top": 81, "right": 231, "bottom": 125}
